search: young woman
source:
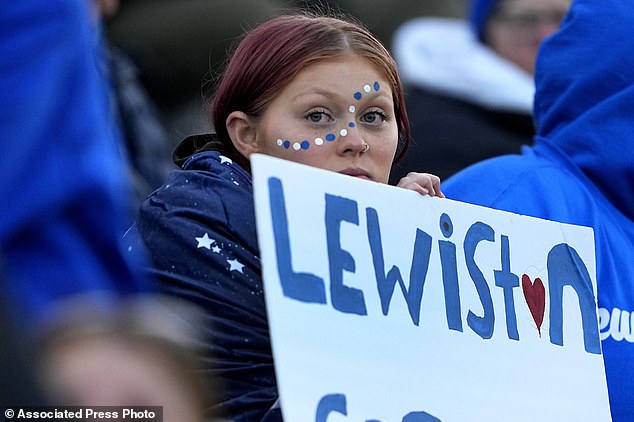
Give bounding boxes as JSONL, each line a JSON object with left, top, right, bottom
{"left": 126, "top": 13, "right": 443, "bottom": 421}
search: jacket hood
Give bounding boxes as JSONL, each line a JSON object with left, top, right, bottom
{"left": 393, "top": 17, "right": 534, "bottom": 113}
{"left": 533, "top": 0, "right": 634, "bottom": 219}
{"left": 468, "top": 0, "right": 500, "bottom": 42}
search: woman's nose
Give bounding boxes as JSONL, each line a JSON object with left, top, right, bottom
{"left": 337, "top": 123, "right": 367, "bottom": 155}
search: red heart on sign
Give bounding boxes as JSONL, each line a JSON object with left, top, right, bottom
{"left": 521, "top": 274, "right": 545, "bottom": 337}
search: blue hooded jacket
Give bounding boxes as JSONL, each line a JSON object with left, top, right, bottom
{"left": 444, "top": 0, "right": 634, "bottom": 419}
{"left": 1, "top": 1, "right": 147, "bottom": 329}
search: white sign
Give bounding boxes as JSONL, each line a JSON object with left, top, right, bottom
{"left": 251, "top": 154, "right": 611, "bottom": 422}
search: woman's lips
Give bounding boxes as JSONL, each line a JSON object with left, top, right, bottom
{"left": 339, "top": 168, "right": 371, "bottom": 180}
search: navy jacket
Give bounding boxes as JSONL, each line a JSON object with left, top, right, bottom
{"left": 445, "top": 0, "right": 634, "bottom": 419}
{"left": 128, "top": 148, "right": 281, "bottom": 421}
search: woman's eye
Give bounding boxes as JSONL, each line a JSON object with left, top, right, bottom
{"left": 306, "top": 110, "right": 331, "bottom": 124}
{"left": 360, "top": 110, "right": 387, "bottom": 125}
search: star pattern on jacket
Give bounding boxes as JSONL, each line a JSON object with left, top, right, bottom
{"left": 196, "top": 232, "right": 214, "bottom": 249}
{"left": 194, "top": 231, "right": 246, "bottom": 275}
{"left": 227, "top": 258, "right": 245, "bottom": 273}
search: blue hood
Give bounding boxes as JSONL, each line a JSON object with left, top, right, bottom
{"left": 533, "top": 0, "right": 634, "bottom": 220}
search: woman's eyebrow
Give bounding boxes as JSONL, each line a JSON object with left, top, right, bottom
{"left": 293, "top": 88, "right": 392, "bottom": 103}
{"left": 291, "top": 88, "right": 343, "bottom": 102}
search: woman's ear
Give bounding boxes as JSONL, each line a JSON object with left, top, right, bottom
{"left": 226, "top": 111, "right": 259, "bottom": 158}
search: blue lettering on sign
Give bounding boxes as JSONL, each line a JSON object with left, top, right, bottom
{"left": 366, "top": 207, "right": 432, "bottom": 326}
{"left": 547, "top": 244, "right": 601, "bottom": 354}
{"left": 464, "top": 222, "right": 495, "bottom": 340}
{"left": 315, "top": 393, "right": 442, "bottom": 422}
{"left": 315, "top": 393, "right": 347, "bottom": 421}
{"left": 268, "top": 177, "right": 326, "bottom": 304}
{"left": 267, "top": 177, "right": 600, "bottom": 352}
{"left": 438, "top": 213, "right": 463, "bottom": 332}
{"left": 326, "top": 194, "right": 367, "bottom": 315}
{"left": 494, "top": 235, "right": 520, "bottom": 341}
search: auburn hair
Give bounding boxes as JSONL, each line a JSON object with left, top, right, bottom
{"left": 209, "top": 13, "right": 410, "bottom": 164}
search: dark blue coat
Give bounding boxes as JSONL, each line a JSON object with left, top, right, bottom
{"left": 128, "top": 149, "right": 281, "bottom": 421}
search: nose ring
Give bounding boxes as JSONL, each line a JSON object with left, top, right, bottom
{"left": 361, "top": 142, "right": 370, "bottom": 153}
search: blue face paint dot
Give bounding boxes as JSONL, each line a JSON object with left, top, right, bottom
{"left": 348, "top": 122, "right": 355, "bottom": 128}
{"left": 354, "top": 91, "right": 362, "bottom": 100}
{"left": 283, "top": 140, "right": 291, "bottom": 149}
{"left": 374, "top": 81, "right": 380, "bottom": 91}
{"left": 325, "top": 133, "right": 336, "bottom": 141}
{"left": 301, "top": 140, "right": 310, "bottom": 150}
{"left": 440, "top": 213, "right": 453, "bottom": 238}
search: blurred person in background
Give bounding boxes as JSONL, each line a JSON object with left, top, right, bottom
{"left": 37, "top": 297, "right": 212, "bottom": 422}
{"left": 1, "top": 0, "right": 146, "bottom": 332}
{"left": 389, "top": 0, "right": 571, "bottom": 183}
{"left": 1, "top": 2, "right": 209, "bottom": 419}
{"left": 96, "top": 0, "right": 175, "bottom": 216}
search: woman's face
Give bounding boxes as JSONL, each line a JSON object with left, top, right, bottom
{"left": 249, "top": 55, "right": 398, "bottom": 184}
{"left": 486, "top": 0, "right": 571, "bottom": 75}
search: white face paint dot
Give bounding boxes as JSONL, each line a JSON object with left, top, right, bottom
{"left": 276, "top": 139, "right": 283, "bottom": 146}
{"left": 348, "top": 105, "right": 356, "bottom": 113}
{"left": 340, "top": 129, "right": 348, "bottom": 137}
{"left": 315, "top": 137, "right": 324, "bottom": 145}
{"left": 363, "top": 84, "right": 371, "bottom": 93}
{"left": 293, "top": 142, "right": 301, "bottom": 151}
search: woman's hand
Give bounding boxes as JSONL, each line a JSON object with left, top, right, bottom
{"left": 396, "top": 172, "right": 444, "bottom": 198}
